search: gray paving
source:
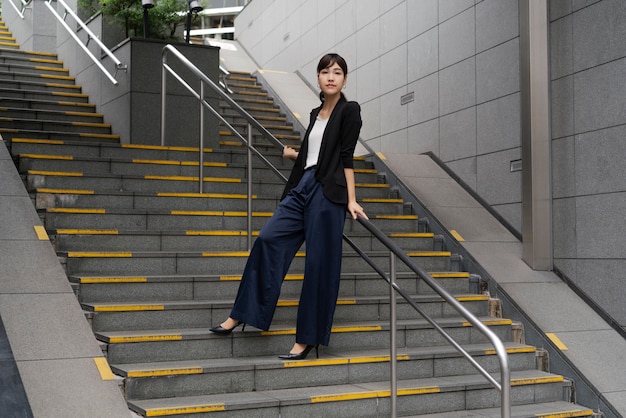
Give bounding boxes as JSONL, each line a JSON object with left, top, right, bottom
{"left": 0, "top": 138, "right": 131, "bottom": 417}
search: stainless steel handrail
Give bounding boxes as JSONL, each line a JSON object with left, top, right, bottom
{"left": 161, "top": 44, "right": 286, "bottom": 250}
{"left": 346, "top": 216, "right": 511, "bottom": 417}
{"left": 6, "top": 0, "right": 29, "bottom": 19}
{"left": 159, "top": 44, "right": 510, "bottom": 417}
{"left": 44, "top": 0, "right": 126, "bottom": 85}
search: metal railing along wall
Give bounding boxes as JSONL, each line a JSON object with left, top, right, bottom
{"left": 159, "top": 44, "right": 511, "bottom": 417}
{"left": 6, "top": 0, "right": 30, "bottom": 19}
{"left": 44, "top": 0, "right": 126, "bottom": 85}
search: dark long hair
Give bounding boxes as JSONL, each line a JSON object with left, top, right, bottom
{"left": 317, "top": 53, "right": 348, "bottom": 101}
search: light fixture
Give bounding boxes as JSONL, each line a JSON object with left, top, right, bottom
{"left": 186, "top": 0, "right": 204, "bottom": 43}
{"left": 142, "top": 0, "right": 154, "bottom": 38}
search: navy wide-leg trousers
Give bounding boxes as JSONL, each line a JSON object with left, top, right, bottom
{"left": 229, "top": 169, "right": 346, "bottom": 346}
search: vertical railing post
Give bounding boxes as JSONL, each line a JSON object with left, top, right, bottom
{"left": 390, "top": 252, "right": 397, "bottom": 418}
{"left": 246, "top": 123, "right": 253, "bottom": 251}
{"left": 199, "top": 83, "right": 205, "bottom": 193}
{"left": 161, "top": 58, "right": 167, "bottom": 147}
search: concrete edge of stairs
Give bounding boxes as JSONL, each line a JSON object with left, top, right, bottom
{"left": 0, "top": 137, "right": 132, "bottom": 417}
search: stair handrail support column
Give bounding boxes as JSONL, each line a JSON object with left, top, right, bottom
{"left": 44, "top": 0, "right": 127, "bottom": 85}
{"left": 355, "top": 215, "right": 512, "bottom": 418}
{"left": 390, "top": 251, "right": 398, "bottom": 418}
{"left": 6, "top": 0, "right": 31, "bottom": 19}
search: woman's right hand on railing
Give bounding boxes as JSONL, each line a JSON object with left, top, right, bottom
{"left": 283, "top": 146, "right": 298, "bottom": 161}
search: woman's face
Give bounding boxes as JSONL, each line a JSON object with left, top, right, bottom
{"left": 318, "top": 62, "right": 346, "bottom": 98}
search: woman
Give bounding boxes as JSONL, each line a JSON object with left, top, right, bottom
{"left": 210, "top": 53, "right": 367, "bottom": 360}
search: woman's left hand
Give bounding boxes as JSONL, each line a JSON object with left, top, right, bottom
{"left": 347, "top": 201, "right": 368, "bottom": 220}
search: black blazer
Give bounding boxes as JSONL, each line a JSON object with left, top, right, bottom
{"left": 281, "top": 95, "right": 362, "bottom": 205}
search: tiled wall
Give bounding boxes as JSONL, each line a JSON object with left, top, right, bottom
{"left": 549, "top": 0, "right": 626, "bottom": 330}
{"left": 237, "top": 0, "right": 626, "bottom": 330}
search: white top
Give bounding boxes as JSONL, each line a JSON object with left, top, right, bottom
{"left": 304, "top": 116, "right": 328, "bottom": 169}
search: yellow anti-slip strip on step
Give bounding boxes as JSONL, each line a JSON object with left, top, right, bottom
{"left": 35, "top": 65, "right": 69, "bottom": 73}
{"left": 20, "top": 153, "right": 73, "bottom": 160}
{"left": 65, "top": 111, "right": 103, "bottom": 117}
{"left": 29, "top": 57, "right": 63, "bottom": 65}
{"left": 146, "top": 175, "right": 240, "bottom": 183}
{"left": 56, "top": 229, "right": 118, "bottom": 235}
{"left": 80, "top": 133, "right": 120, "bottom": 139}
{"left": 311, "top": 386, "right": 440, "bottom": 404}
{"left": 37, "top": 188, "right": 94, "bottom": 195}
{"left": 46, "top": 208, "right": 105, "bottom": 214}
{"left": 485, "top": 346, "right": 536, "bottom": 355}
{"left": 93, "top": 304, "right": 165, "bottom": 312}
{"left": 356, "top": 183, "right": 389, "bottom": 188}
{"left": 375, "top": 214, "right": 418, "bottom": 220}
{"left": 159, "top": 192, "right": 253, "bottom": 199}
{"left": 221, "top": 273, "right": 302, "bottom": 281}
{"left": 144, "top": 404, "right": 225, "bottom": 417}
{"left": 535, "top": 409, "right": 595, "bottom": 418}
{"left": 12, "top": 138, "right": 65, "bottom": 145}
{"left": 67, "top": 252, "right": 132, "bottom": 258}
{"left": 462, "top": 318, "right": 513, "bottom": 327}
{"left": 186, "top": 230, "right": 258, "bottom": 236}
{"left": 123, "top": 143, "right": 213, "bottom": 153}
{"left": 28, "top": 170, "right": 83, "bottom": 177}
{"left": 512, "top": 375, "right": 564, "bottom": 386}
{"left": 263, "top": 325, "right": 382, "bottom": 337}
{"left": 389, "top": 232, "right": 435, "bottom": 238}
{"left": 127, "top": 367, "right": 204, "bottom": 378}
{"left": 430, "top": 272, "right": 470, "bottom": 278}
{"left": 277, "top": 298, "right": 356, "bottom": 308}
{"left": 25, "top": 51, "right": 59, "bottom": 58}
{"left": 79, "top": 277, "right": 148, "bottom": 283}
{"left": 72, "top": 121, "right": 111, "bottom": 128}
{"left": 107, "top": 334, "right": 183, "bottom": 343}
{"left": 361, "top": 198, "right": 404, "bottom": 203}
{"left": 283, "top": 354, "right": 411, "bottom": 369}
{"left": 171, "top": 210, "right": 272, "bottom": 217}
{"left": 407, "top": 251, "right": 452, "bottom": 257}
{"left": 51, "top": 91, "right": 88, "bottom": 98}
{"left": 40, "top": 74, "right": 74, "bottom": 81}
{"left": 46, "top": 83, "right": 81, "bottom": 90}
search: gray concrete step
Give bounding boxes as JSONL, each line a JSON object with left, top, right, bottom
{"left": 0, "top": 128, "right": 119, "bottom": 143}
{"left": 0, "top": 107, "right": 102, "bottom": 124}
{"left": 0, "top": 116, "right": 111, "bottom": 134}
{"left": 0, "top": 47, "right": 60, "bottom": 61}
{"left": 60, "top": 249, "right": 454, "bottom": 276}
{"left": 53, "top": 229, "right": 441, "bottom": 252}
{"left": 0, "top": 62, "right": 73, "bottom": 76}
{"left": 0, "top": 97, "right": 96, "bottom": 113}
{"left": 412, "top": 402, "right": 597, "bottom": 417}
{"left": 42, "top": 208, "right": 422, "bottom": 233}
{"left": 0, "top": 86, "right": 89, "bottom": 103}
{"left": 84, "top": 293, "right": 489, "bottom": 332}
{"left": 33, "top": 189, "right": 401, "bottom": 215}
{"left": 0, "top": 53, "right": 65, "bottom": 69}
{"left": 96, "top": 316, "right": 514, "bottom": 363}
{"left": 0, "top": 77, "right": 80, "bottom": 93}
{"left": 70, "top": 272, "right": 474, "bottom": 304}
{"left": 114, "top": 343, "right": 536, "bottom": 400}
{"left": 126, "top": 369, "right": 563, "bottom": 417}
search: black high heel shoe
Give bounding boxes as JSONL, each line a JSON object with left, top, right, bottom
{"left": 278, "top": 344, "right": 319, "bottom": 360}
{"left": 209, "top": 321, "right": 245, "bottom": 335}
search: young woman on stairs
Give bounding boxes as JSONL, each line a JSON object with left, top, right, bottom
{"left": 210, "top": 53, "right": 367, "bottom": 360}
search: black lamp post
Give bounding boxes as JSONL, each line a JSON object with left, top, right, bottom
{"left": 185, "top": 0, "right": 204, "bottom": 43}
{"left": 142, "top": 0, "right": 154, "bottom": 38}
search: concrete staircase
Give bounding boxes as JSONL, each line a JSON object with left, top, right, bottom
{"left": 1, "top": 17, "right": 598, "bottom": 417}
